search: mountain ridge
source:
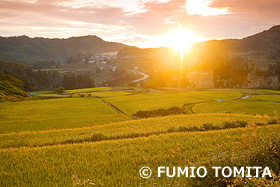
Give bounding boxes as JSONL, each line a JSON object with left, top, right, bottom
{"left": 0, "top": 25, "right": 280, "bottom": 65}
{"left": 198, "top": 25, "right": 280, "bottom": 52}
{"left": 0, "top": 35, "right": 127, "bottom": 65}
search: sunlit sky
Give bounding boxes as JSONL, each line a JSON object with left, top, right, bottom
{"left": 0, "top": 0, "right": 279, "bottom": 48}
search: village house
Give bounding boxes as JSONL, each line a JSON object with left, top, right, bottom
{"left": 246, "top": 73, "right": 279, "bottom": 89}
{"left": 185, "top": 70, "right": 215, "bottom": 89}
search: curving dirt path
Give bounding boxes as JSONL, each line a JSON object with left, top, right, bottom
{"left": 100, "top": 98, "right": 137, "bottom": 119}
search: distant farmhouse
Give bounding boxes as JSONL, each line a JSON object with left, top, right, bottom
{"left": 247, "top": 74, "right": 279, "bottom": 89}
{"left": 182, "top": 70, "right": 279, "bottom": 89}
{"left": 186, "top": 71, "right": 215, "bottom": 89}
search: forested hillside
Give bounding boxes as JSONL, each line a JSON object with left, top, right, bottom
{"left": 0, "top": 35, "right": 127, "bottom": 65}
{"left": 197, "top": 25, "right": 280, "bottom": 52}
{"left": 0, "top": 60, "right": 37, "bottom": 90}
{"left": 0, "top": 60, "right": 96, "bottom": 91}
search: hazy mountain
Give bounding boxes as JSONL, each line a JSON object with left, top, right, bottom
{"left": 242, "top": 25, "right": 280, "bottom": 50}
{"left": 0, "top": 35, "right": 127, "bottom": 65}
{"left": 0, "top": 25, "right": 279, "bottom": 65}
{"left": 117, "top": 25, "right": 280, "bottom": 58}
{"left": 198, "top": 25, "right": 280, "bottom": 52}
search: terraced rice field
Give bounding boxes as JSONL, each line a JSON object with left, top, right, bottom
{"left": 0, "top": 98, "right": 130, "bottom": 133}
{"left": 1, "top": 88, "right": 280, "bottom": 186}
{"left": 104, "top": 91, "right": 242, "bottom": 115}
{"left": 0, "top": 113, "right": 274, "bottom": 148}
{"left": 1, "top": 124, "right": 279, "bottom": 186}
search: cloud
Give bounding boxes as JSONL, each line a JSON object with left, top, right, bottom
{"left": 124, "top": 0, "right": 185, "bottom": 35}
{"left": 36, "top": 0, "right": 74, "bottom": 5}
{"left": 0, "top": 0, "right": 279, "bottom": 46}
{"left": 0, "top": 1, "right": 127, "bottom": 24}
{"left": 0, "top": 0, "right": 133, "bottom": 42}
{"left": 186, "top": 0, "right": 228, "bottom": 16}
{"left": 211, "top": 0, "right": 280, "bottom": 20}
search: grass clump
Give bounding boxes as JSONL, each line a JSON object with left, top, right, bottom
{"left": 189, "top": 133, "right": 280, "bottom": 187}
{"left": 133, "top": 107, "right": 187, "bottom": 118}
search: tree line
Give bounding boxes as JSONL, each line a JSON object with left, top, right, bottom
{"left": 62, "top": 74, "right": 95, "bottom": 90}
{"left": 0, "top": 59, "right": 96, "bottom": 91}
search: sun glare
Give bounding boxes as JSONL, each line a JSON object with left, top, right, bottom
{"left": 167, "top": 27, "right": 197, "bottom": 51}
{"left": 165, "top": 26, "right": 202, "bottom": 63}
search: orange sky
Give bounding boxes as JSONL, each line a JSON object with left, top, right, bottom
{"left": 0, "top": 0, "right": 279, "bottom": 48}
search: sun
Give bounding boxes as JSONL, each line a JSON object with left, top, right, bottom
{"left": 165, "top": 26, "right": 201, "bottom": 62}
{"left": 167, "top": 27, "right": 198, "bottom": 51}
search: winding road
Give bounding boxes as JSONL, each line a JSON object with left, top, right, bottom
{"left": 104, "top": 64, "right": 149, "bottom": 85}
{"left": 128, "top": 70, "right": 149, "bottom": 84}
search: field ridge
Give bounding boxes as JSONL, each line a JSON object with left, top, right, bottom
{"left": 1, "top": 125, "right": 279, "bottom": 186}
{"left": 1, "top": 113, "right": 278, "bottom": 149}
